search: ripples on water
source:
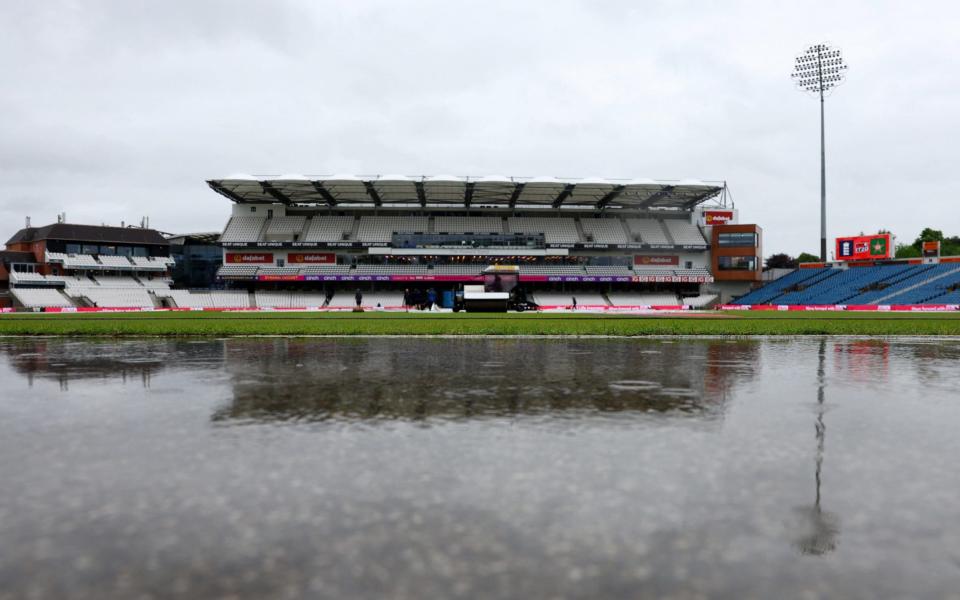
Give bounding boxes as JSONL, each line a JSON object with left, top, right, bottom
{"left": 1, "top": 337, "right": 960, "bottom": 599}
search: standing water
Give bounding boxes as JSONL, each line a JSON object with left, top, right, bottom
{"left": 0, "top": 337, "right": 959, "bottom": 599}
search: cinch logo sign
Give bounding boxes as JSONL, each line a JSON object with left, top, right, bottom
{"left": 704, "top": 210, "right": 734, "bottom": 225}
{"left": 836, "top": 234, "right": 891, "bottom": 261}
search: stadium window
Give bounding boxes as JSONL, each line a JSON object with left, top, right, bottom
{"left": 132, "top": 247, "right": 147, "bottom": 257}
{"left": 82, "top": 244, "right": 99, "bottom": 254}
{"left": 718, "top": 232, "right": 757, "bottom": 247}
{"left": 117, "top": 246, "right": 133, "bottom": 257}
{"left": 100, "top": 245, "right": 117, "bottom": 256}
{"left": 66, "top": 243, "right": 81, "bottom": 254}
{"left": 250, "top": 206, "right": 257, "bottom": 213}
{"left": 718, "top": 256, "right": 757, "bottom": 271}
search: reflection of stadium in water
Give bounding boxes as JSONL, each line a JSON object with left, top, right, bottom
{"left": 0, "top": 339, "right": 226, "bottom": 390}
{"left": 213, "top": 338, "right": 761, "bottom": 423}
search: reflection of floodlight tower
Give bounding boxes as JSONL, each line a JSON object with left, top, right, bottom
{"left": 792, "top": 44, "right": 848, "bottom": 262}
{"left": 793, "top": 338, "right": 840, "bottom": 555}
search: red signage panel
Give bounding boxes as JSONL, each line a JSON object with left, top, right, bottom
{"left": 258, "top": 274, "right": 302, "bottom": 281}
{"left": 704, "top": 210, "right": 734, "bottom": 225}
{"left": 922, "top": 241, "right": 941, "bottom": 258}
{"left": 287, "top": 252, "right": 335, "bottom": 264}
{"left": 634, "top": 255, "right": 679, "bottom": 266}
{"left": 389, "top": 275, "right": 483, "bottom": 282}
{"left": 226, "top": 253, "right": 273, "bottom": 264}
{"left": 835, "top": 234, "right": 891, "bottom": 261}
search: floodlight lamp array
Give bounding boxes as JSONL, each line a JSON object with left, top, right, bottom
{"left": 791, "top": 44, "right": 848, "bottom": 94}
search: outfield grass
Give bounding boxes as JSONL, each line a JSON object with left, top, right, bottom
{"left": 2, "top": 310, "right": 960, "bottom": 336}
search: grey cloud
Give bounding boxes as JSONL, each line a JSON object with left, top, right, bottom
{"left": 2, "top": 0, "right": 959, "bottom": 254}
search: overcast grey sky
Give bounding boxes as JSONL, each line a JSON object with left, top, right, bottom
{"left": 2, "top": 0, "right": 958, "bottom": 256}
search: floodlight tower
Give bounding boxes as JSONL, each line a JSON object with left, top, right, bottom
{"left": 792, "top": 44, "right": 848, "bottom": 261}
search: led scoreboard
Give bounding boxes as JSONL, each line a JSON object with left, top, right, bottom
{"left": 836, "top": 234, "right": 892, "bottom": 261}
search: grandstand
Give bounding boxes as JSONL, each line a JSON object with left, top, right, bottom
{"left": 0, "top": 175, "right": 764, "bottom": 310}
{"left": 0, "top": 222, "right": 183, "bottom": 310}
{"left": 732, "top": 261, "right": 960, "bottom": 306}
{"left": 200, "top": 174, "right": 756, "bottom": 308}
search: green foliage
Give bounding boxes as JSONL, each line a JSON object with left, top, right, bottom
{"left": 908, "top": 228, "right": 960, "bottom": 256}
{"left": 796, "top": 252, "right": 821, "bottom": 264}
{"left": 912, "top": 228, "right": 944, "bottom": 249}
{"left": 765, "top": 253, "right": 797, "bottom": 269}
{"left": 895, "top": 244, "right": 921, "bottom": 258}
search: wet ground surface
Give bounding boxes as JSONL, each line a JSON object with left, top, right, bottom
{"left": 1, "top": 337, "right": 959, "bottom": 599}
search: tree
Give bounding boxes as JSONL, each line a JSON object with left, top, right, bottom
{"left": 895, "top": 244, "right": 920, "bottom": 259}
{"left": 797, "top": 252, "right": 821, "bottom": 264}
{"left": 912, "top": 228, "right": 944, "bottom": 251}
{"left": 765, "top": 253, "right": 797, "bottom": 269}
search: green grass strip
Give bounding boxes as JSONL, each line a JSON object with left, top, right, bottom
{"left": 2, "top": 311, "right": 960, "bottom": 336}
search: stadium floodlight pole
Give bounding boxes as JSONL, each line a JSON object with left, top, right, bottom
{"left": 792, "top": 43, "right": 848, "bottom": 261}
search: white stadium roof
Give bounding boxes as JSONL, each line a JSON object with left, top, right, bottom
{"left": 207, "top": 175, "right": 724, "bottom": 210}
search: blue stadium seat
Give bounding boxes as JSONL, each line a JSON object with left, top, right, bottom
{"left": 735, "top": 263, "right": 960, "bottom": 305}
{"left": 732, "top": 268, "right": 829, "bottom": 304}
{"left": 881, "top": 265, "right": 960, "bottom": 304}
{"left": 842, "top": 265, "right": 935, "bottom": 304}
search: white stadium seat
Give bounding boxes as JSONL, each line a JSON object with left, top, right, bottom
{"left": 263, "top": 216, "right": 307, "bottom": 241}
{"left": 11, "top": 287, "right": 74, "bottom": 308}
{"left": 625, "top": 219, "right": 670, "bottom": 245}
{"left": 356, "top": 216, "right": 430, "bottom": 243}
{"left": 217, "top": 265, "right": 260, "bottom": 278}
{"left": 155, "top": 289, "right": 250, "bottom": 309}
{"left": 221, "top": 217, "right": 266, "bottom": 242}
{"left": 255, "top": 291, "right": 329, "bottom": 308}
{"left": 507, "top": 217, "right": 580, "bottom": 244}
{"left": 607, "top": 292, "right": 679, "bottom": 306}
{"left": 662, "top": 219, "right": 707, "bottom": 246}
{"left": 303, "top": 216, "right": 355, "bottom": 243}
{"left": 580, "top": 218, "right": 629, "bottom": 244}
{"left": 532, "top": 291, "right": 607, "bottom": 306}
{"left": 92, "top": 276, "right": 144, "bottom": 288}
{"left": 683, "top": 294, "right": 718, "bottom": 307}
{"left": 68, "top": 287, "right": 156, "bottom": 308}
{"left": 434, "top": 216, "right": 503, "bottom": 234}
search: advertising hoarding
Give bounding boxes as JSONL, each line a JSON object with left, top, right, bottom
{"left": 703, "top": 210, "right": 734, "bottom": 225}
{"left": 287, "top": 252, "right": 336, "bottom": 264}
{"left": 634, "top": 255, "right": 679, "bottom": 266}
{"left": 225, "top": 253, "right": 273, "bottom": 264}
{"left": 922, "top": 241, "right": 941, "bottom": 258}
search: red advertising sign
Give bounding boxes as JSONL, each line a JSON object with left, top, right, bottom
{"left": 258, "top": 274, "right": 301, "bottom": 281}
{"left": 287, "top": 252, "right": 335, "bottom": 264}
{"left": 226, "top": 253, "right": 273, "bottom": 264}
{"left": 835, "top": 234, "right": 891, "bottom": 261}
{"left": 634, "top": 255, "right": 679, "bottom": 266}
{"left": 704, "top": 210, "right": 734, "bottom": 225}
{"left": 922, "top": 241, "right": 941, "bottom": 258}
{"left": 389, "top": 275, "right": 483, "bottom": 282}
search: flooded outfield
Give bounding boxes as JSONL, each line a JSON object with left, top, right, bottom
{"left": 1, "top": 338, "right": 959, "bottom": 599}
